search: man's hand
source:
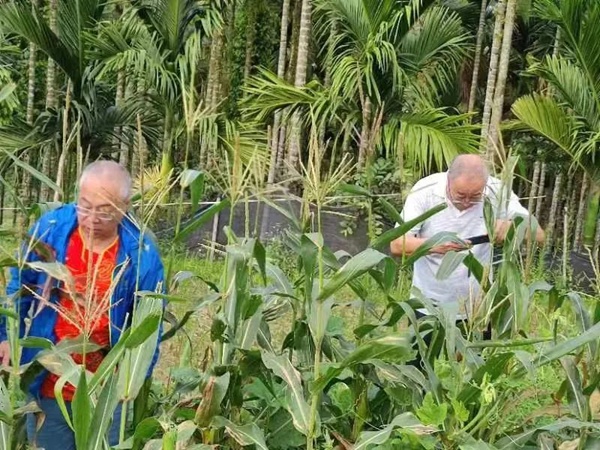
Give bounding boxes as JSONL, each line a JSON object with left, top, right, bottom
{"left": 430, "top": 242, "right": 469, "bottom": 255}
{"left": 494, "top": 219, "right": 513, "bottom": 244}
{"left": 0, "top": 341, "right": 10, "bottom": 368}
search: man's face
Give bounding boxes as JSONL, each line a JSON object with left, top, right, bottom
{"left": 76, "top": 176, "right": 127, "bottom": 242}
{"left": 447, "top": 175, "right": 486, "bottom": 211}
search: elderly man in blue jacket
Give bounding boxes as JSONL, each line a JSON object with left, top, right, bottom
{"left": 0, "top": 160, "right": 165, "bottom": 450}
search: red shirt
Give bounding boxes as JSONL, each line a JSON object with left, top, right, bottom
{"left": 40, "top": 227, "right": 119, "bottom": 401}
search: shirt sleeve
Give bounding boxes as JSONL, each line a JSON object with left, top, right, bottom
{"left": 505, "top": 190, "right": 530, "bottom": 219}
{"left": 400, "top": 189, "right": 426, "bottom": 236}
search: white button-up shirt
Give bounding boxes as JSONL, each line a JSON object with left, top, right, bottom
{"left": 400, "top": 172, "right": 529, "bottom": 311}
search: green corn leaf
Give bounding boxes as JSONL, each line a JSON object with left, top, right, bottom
{"left": 370, "top": 203, "right": 447, "bottom": 250}
{"left": 211, "top": 416, "right": 268, "bottom": 450}
{"left": 317, "top": 248, "right": 389, "bottom": 302}
{"left": 72, "top": 369, "right": 92, "bottom": 450}
{"left": 338, "top": 183, "right": 373, "bottom": 197}
{"left": 261, "top": 351, "right": 311, "bottom": 435}
{"left": 378, "top": 197, "right": 404, "bottom": 226}
{"left": 180, "top": 169, "right": 204, "bottom": 213}
{"left": 533, "top": 321, "right": 600, "bottom": 367}
{"left": 174, "top": 198, "right": 231, "bottom": 243}
{"left": 87, "top": 372, "right": 120, "bottom": 450}
{"left": 560, "top": 356, "right": 589, "bottom": 420}
{"left": 0, "top": 378, "right": 13, "bottom": 446}
{"left": 354, "top": 412, "right": 435, "bottom": 449}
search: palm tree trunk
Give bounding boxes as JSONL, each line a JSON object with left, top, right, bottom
{"left": 41, "top": 0, "right": 58, "bottom": 202}
{"left": 573, "top": 173, "right": 589, "bottom": 251}
{"left": 132, "top": 76, "right": 147, "bottom": 179}
{"left": 357, "top": 96, "right": 372, "bottom": 170}
{"left": 119, "top": 76, "right": 132, "bottom": 168}
{"left": 527, "top": 159, "right": 541, "bottom": 214}
{"left": 201, "top": 29, "right": 224, "bottom": 168}
{"left": 582, "top": 182, "right": 599, "bottom": 249}
{"left": 479, "top": 0, "right": 506, "bottom": 153}
{"left": 22, "top": 0, "right": 39, "bottom": 221}
{"left": 287, "top": 0, "right": 312, "bottom": 173}
{"left": 243, "top": 0, "right": 257, "bottom": 81}
{"left": 544, "top": 170, "right": 563, "bottom": 248}
{"left": 593, "top": 213, "right": 600, "bottom": 262}
{"left": 535, "top": 161, "right": 547, "bottom": 219}
{"left": 54, "top": 82, "right": 72, "bottom": 202}
{"left": 468, "top": 0, "right": 487, "bottom": 114}
{"left": 268, "top": 0, "right": 291, "bottom": 185}
{"left": 286, "top": 0, "right": 302, "bottom": 83}
{"left": 486, "top": 0, "right": 517, "bottom": 159}
{"left": 564, "top": 170, "right": 576, "bottom": 243}
{"left": 115, "top": 70, "right": 126, "bottom": 162}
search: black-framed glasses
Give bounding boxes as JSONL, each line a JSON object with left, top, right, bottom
{"left": 75, "top": 204, "right": 116, "bottom": 222}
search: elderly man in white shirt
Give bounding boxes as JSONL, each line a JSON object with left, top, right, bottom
{"left": 391, "top": 154, "right": 544, "bottom": 323}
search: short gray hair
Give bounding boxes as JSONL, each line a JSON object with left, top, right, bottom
{"left": 79, "top": 160, "right": 132, "bottom": 201}
{"left": 448, "top": 154, "right": 489, "bottom": 182}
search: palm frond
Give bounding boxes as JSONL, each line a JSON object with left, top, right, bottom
{"left": 0, "top": 2, "right": 80, "bottom": 86}
{"left": 536, "top": 56, "right": 600, "bottom": 131}
{"left": 511, "top": 93, "right": 579, "bottom": 154}
{"left": 401, "top": 6, "right": 470, "bottom": 95}
{"left": 383, "top": 108, "right": 479, "bottom": 173}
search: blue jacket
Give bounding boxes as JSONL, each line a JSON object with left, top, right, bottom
{"left": 0, "top": 204, "right": 165, "bottom": 396}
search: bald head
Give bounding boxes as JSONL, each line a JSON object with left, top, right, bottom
{"left": 448, "top": 154, "right": 489, "bottom": 183}
{"left": 79, "top": 160, "right": 132, "bottom": 201}
{"left": 446, "top": 155, "right": 489, "bottom": 211}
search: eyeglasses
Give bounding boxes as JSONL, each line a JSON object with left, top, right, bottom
{"left": 75, "top": 204, "right": 116, "bottom": 222}
{"left": 447, "top": 183, "right": 485, "bottom": 205}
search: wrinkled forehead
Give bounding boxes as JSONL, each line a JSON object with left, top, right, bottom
{"left": 451, "top": 175, "right": 487, "bottom": 193}
{"left": 78, "top": 176, "right": 125, "bottom": 206}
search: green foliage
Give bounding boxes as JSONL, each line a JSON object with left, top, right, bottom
{"left": 337, "top": 157, "right": 408, "bottom": 238}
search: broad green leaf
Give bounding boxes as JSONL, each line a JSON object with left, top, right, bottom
{"left": 266, "top": 262, "right": 294, "bottom": 297}
{"left": 87, "top": 372, "right": 120, "bottom": 450}
{"left": 180, "top": 169, "right": 204, "bottom": 213}
{"left": 211, "top": 416, "right": 268, "bottom": 450}
{"left": 26, "top": 261, "right": 72, "bottom": 283}
{"left": 174, "top": 198, "right": 231, "bottom": 243}
{"left": 560, "top": 356, "right": 589, "bottom": 420}
{"left": 451, "top": 398, "right": 469, "bottom": 424}
{"left": 378, "top": 197, "right": 404, "bottom": 226}
{"left": 0, "top": 308, "right": 17, "bottom": 320}
{"left": 0, "top": 378, "right": 12, "bottom": 446}
{"left": 72, "top": 369, "right": 92, "bottom": 450}
{"left": 416, "top": 392, "right": 447, "bottom": 426}
{"left": 19, "top": 337, "right": 53, "bottom": 350}
{"left": 0, "top": 83, "right": 15, "bottom": 102}
{"left": 370, "top": 203, "right": 447, "bottom": 250}
{"left": 496, "top": 419, "right": 600, "bottom": 449}
{"left": 118, "top": 298, "right": 163, "bottom": 400}
{"left": 338, "top": 183, "right": 372, "bottom": 197}
{"left": 459, "top": 442, "right": 497, "bottom": 450}
{"left": 194, "top": 372, "right": 230, "bottom": 427}
{"left": 89, "top": 328, "right": 132, "bottom": 394}
{"left": 261, "top": 351, "right": 311, "bottom": 435}
{"left": 533, "top": 321, "right": 600, "bottom": 367}
{"left": 253, "top": 239, "right": 267, "bottom": 285}
{"left": 436, "top": 251, "right": 467, "bottom": 280}
{"left": 403, "top": 232, "right": 468, "bottom": 267}
{"left": 462, "top": 253, "right": 485, "bottom": 284}
{"left": 132, "top": 417, "right": 162, "bottom": 449}
{"left": 309, "top": 297, "right": 334, "bottom": 342}
{"left": 3, "top": 150, "right": 62, "bottom": 196}
{"left": 354, "top": 412, "right": 435, "bottom": 449}
{"left": 317, "top": 248, "right": 388, "bottom": 302}
{"left": 313, "top": 335, "right": 414, "bottom": 392}
{"left": 124, "top": 313, "right": 161, "bottom": 349}
{"left": 565, "top": 292, "right": 597, "bottom": 363}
